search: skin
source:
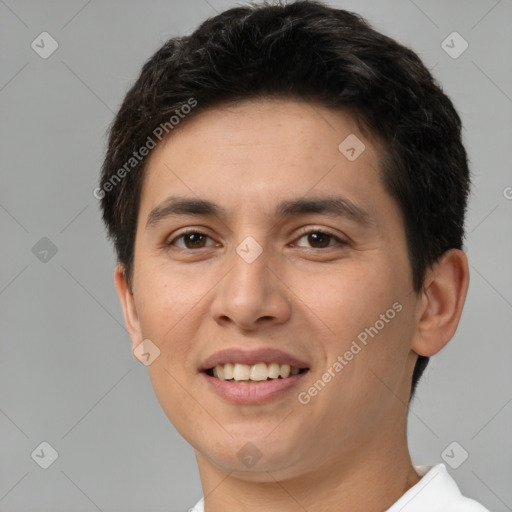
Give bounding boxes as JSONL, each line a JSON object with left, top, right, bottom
{"left": 115, "top": 98, "right": 469, "bottom": 512}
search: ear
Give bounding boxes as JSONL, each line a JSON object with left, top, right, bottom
{"left": 114, "top": 263, "right": 143, "bottom": 352}
{"left": 411, "top": 249, "right": 470, "bottom": 357}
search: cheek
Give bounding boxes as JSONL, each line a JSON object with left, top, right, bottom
{"left": 132, "top": 267, "right": 204, "bottom": 391}
{"left": 136, "top": 266, "right": 204, "bottom": 432}
{"left": 296, "top": 262, "right": 397, "bottom": 344}
{"left": 303, "top": 261, "right": 412, "bottom": 393}
{"left": 146, "top": 359, "right": 201, "bottom": 449}
{"left": 135, "top": 260, "right": 205, "bottom": 337}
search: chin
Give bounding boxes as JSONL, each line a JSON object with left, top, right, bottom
{"left": 199, "top": 435, "right": 307, "bottom": 477}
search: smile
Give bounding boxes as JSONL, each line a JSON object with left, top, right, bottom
{"left": 206, "top": 362, "right": 307, "bottom": 382}
{"left": 202, "top": 365, "right": 310, "bottom": 404}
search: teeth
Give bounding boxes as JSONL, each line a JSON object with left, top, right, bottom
{"left": 268, "top": 362, "right": 280, "bottom": 379}
{"left": 223, "top": 363, "right": 234, "bottom": 380}
{"left": 250, "top": 363, "right": 268, "bottom": 381}
{"left": 279, "top": 364, "right": 290, "bottom": 378}
{"left": 211, "top": 362, "right": 304, "bottom": 381}
{"left": 212, "top": 365, "right": 224, "bottom": 379}
{"left": 233, "top": 363, "right": 250, "bottom": 381}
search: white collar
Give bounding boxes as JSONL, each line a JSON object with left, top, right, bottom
{"left": 385, "top": 463, "right": 489, "bottom": 511}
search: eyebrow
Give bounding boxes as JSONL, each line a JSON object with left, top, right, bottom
{"left": 145, "top": 194, "right": 373, "bottom": 230}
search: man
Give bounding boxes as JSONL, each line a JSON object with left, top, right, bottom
{"left": 98, "top": 1, "right": 489, "bottom": 510}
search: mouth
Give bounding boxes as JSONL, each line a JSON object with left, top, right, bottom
{"left": 204, "top": 362, "right": 310, "bottom": 382}
{"left": 199, "top": 348, "right": 311, "bottom": 403}
{"left": 201, "top": 364, "right": 310, "bottom": 404}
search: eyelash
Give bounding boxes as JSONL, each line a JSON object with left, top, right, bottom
{"left": 165, "top": 227, "right": 347, "bottom": 251}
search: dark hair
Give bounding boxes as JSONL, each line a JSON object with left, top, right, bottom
{"left": 99, "top": 0, "right": 470, "bottom": 398}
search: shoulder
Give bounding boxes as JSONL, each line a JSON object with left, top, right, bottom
{"left": 189, "top": 497, "right": 204, "bottom": 512}
{"left": 386, "top": 463, "right": 490, "bottom": 512}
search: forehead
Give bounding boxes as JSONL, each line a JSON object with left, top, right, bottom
{"left": 151, "top": 98, "right": 373, "bottom": 162}
{"left": 138, "top": 98, "right": 393, "bottom": 228}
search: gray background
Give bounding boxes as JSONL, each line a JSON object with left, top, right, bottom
{"left": 1, "top": 0, "right": 511, "bottom": 511}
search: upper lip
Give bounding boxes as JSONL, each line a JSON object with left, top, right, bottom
{"left": 199, "top": 348, "right": 310, "bottom": 371}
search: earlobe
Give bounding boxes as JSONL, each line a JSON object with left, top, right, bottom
{"left": 114, "top": 264, "right": 143, "bottom": 351}
{"left": 411, "top": 249, "right": 470, "bottom": 357}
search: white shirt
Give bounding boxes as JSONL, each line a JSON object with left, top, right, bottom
{"left": 189, "top": 463, "right": 489, "bottom": 512}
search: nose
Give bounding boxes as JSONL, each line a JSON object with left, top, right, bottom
{"left": 210, "top": 244, "right": 292, "bottom": 331}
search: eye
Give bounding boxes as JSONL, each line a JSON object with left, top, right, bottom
{"left": 166, "top": 229, "right": 217, "bottom": 250}
{"left": 294, "top": 229, "right": 346, "bottom": 249}
{"left": 165, "top": 228, "right": 346, "bottom": 251}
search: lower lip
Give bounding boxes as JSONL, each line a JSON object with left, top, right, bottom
{"left": 201, "top": 371, "right": 309, "bottom": 404}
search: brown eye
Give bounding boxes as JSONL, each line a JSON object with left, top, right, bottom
{"left": 295, "top": 229, "right": 345, "bottom": 249}
{"left": 182, "top": 232, "right": 207, "bottom": 249}
{"left": 306, "top": 232, "right": 332, "bottom": 248}
{"left": 167, "top": 230, "right": 214, "bottom": 250}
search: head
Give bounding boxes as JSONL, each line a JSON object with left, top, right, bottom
{"left": 99, "top": 0, "right": 469, "bottom": 478}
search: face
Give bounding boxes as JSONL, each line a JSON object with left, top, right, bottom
{"left": 118, "top": 98, "right": 423, "bottom": 481}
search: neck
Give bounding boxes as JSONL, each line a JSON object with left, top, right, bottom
{"left": 195, "top": 422, "right": 420, "bottom": 512}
